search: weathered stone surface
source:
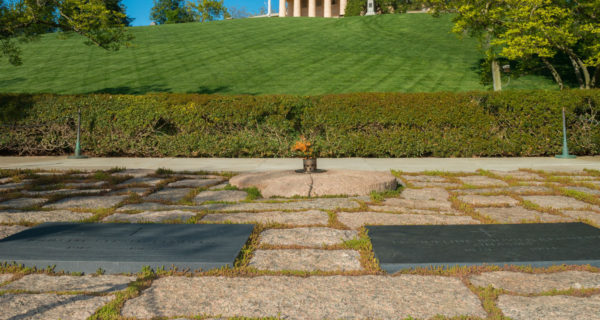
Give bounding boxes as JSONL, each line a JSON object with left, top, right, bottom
{"left": 554, "top": 175, "right": 597, "bottom": 181}
{"left": 470, "top": 271, "right": 600, "bottom": 294}
{"left": 0, "top": 197, "right": 47, "bottom": 208}
{"left": 498, "top": 295, "right": 600, "bottom": 320}
{"left": 0, "top": 210, "right": 93, "bottom": 224}
{"left": 259, "top": 228, "right": 358, "bottom": 246}
{"left": 168, "top": 179, "right": 223, "bottom": 188}
{"left": 565, "top": 186, "right": 600, "bottom": 196}
{"left": 0, "top": 225, "right": 28, "bottom": 239}
{"left": 121, "top": 275, "right": 486, "bottom": 319}
{"left": 194, "top": 190, "right": 247, "bottom": 203}
{"left": 0, "top": 274, "right": 13, "bottom": 283}
{"left": 381, "top": 197, "right": 453, "bottom": 211}
{"left": 65, "top": 181, "right": 107, "bottom": 188}
{"left": 22, "top": 189, "right": 109, "bottom": 196}
{"left": 108, "top": 187, "right": 149, "bottom": 196}
{"left": 368, "top": 205, "right": 459, "bottom": 215}
{"left": 562, "top": 211, "right": 600, "bottom": 226}
{"left": 230, "top": 170, "right": 397, "bottom": 198}
{"left": 477, "top": 207, "right": 566, "bottom": 223}
{"left": 410, "top": 181, "right": 462, "bottom": 188}
{"left": 0, "top": 293, "right": 112, "bottom": 320}
{"left": 196, "top": 198, "right": 361, "bottom": 212}
{"left": 208, "top": 182, "right": 229, "bottom": 190}
{"left": 337, "top": 212, "right": 479, "bottom": 229}
{"left": 202, "top": 210, "right": 329, "bottom": 226}
{"left": 118, "top": 177, "right": 164, "bottom": 187}
{"left": 458, "top": 195, "right": 519, "bottom": 206}
{"left": 250, "top": 249, "right": 361, "bottom": 271}
{"left": 400, "top": 175, "right": 448, "bottom": 182}
{"left": 459, "top": 176, "right": 509, "bottom": 187}
{"left": 45, "top": 195, "right": 128, "bottom": 209}
{"left": 523, "top": 196, "right": 596, "bottom": 210}
{"left": 116, "top": 202, "right": 197, "bottom": 212}
{"left": 490, "top": 171, "right": 544, "bottom": 180}
{"left": 144, "top": 188, "right": 193, "bottom": 202}
{"left": 103, "top": 210, "right": 196, "bottom": 223}
{"left": 0, "top": 177, "right": 13, "bottom": 184}
{"left": 452, "top": 186, "right": 553, "bottom": 195}
{"left": 112, "top": 169, "right": 154, "bottom": 178}
{"left": 401, "top": 188, "right": 449, "bottom": 201}
{"left": 0, "top": 180, "right": 31, "bottom": 192}
{"left": 1, "top": 274, "right": 135, "bottom": 293}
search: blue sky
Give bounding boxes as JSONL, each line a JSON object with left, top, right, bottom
{"left": 123, "top": 0, "right": 278, "bottom": 26}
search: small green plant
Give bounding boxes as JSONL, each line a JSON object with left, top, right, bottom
{"left": 155, "top": 168, "right": 174, "bottom": 175}
{"left": 245, "top": 187, "right": 262, "bottom": 200}
{"left": 96, "top": 268, "right": 105, "bottom": 275}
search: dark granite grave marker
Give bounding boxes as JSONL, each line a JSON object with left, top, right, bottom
{"left": 0, "top": 223, "right": 254, "bottom": 273}
{"left": 367, "top": 223, "right": 600, "bottom": 273}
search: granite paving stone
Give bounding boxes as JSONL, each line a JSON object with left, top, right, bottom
{"left": 118, "top": 177, "right": 165, "bottom": 187}
{"left": 0, "top": 209, "right": 93, "bottom": 224}
{"left": 0, "top": 177, "right": 12, "bottom": 184}
{"left": 22, "top": 189, "right": 109, "bottom": 196}
{"left": 523, "top": 195, "right": 596, "bottom": 210}
{"left": 0, "top": 274, "right": 13, "bottom": 283}
{"left": 368, "top": 205, "right": 460, "bottom": 215}
{"left": 121, "top": 275, "right": 487, "bottom": 319}
{"left": 0, "top": 197, "right": 47, "bottom": 208}
{"left": 554, "top": 175, "right": 598, "bottom": 181}
{"left": 259, "top": 227, "right": 358, "bottom": 246}
{"left": 193, "top": 190, "right": 248, "bottom": 203}
{"left": 410, "top": 181, "right": 462, "bottom": 188}
{"left": 381, "top": 197, "right": 453, "bottom": 210}
{"left": 564, "top": 186, "right": 600, "bottom": 196}
{"left": 116, "top": 202, "right": 197, "bottom": 212}
{"left": 108, "top": 187, "right": 149, "bottom": 196}
{"left": 144, "top": 188, "right": 193, "bottom": 202}
{"left": 208, "top": 182, "right": 230, "bottom": 190}
{"left": 0, "top": 293, "right": 113, "bottom": 320}
{"left": 196, "top": 198, "right": 361, "bottom": 212}
{"left": 470, "top": 271, "right": 600, "bottom": 294}
{"left": 202, "top": 210, "right": 329, "bottom": 226}
{"left": 1, "top": 274, "right": 135, "bottom": 293}
{"left": 490, "top": 170, "right": 544, "bottom": 180}
{"left": 400, "top": 188, "right": 449, "bottom": 201}
{"left": 562, "top": 211, "right": 600, "bottom": 225}
{"left": 250, "top": 249, "right": 361, "bottom": 271}
{"left": 498, "top": 295, "right": 600, "bottom": 320}
{"left": 65, "top": 181, "right": 108, "bottom": 188}
{"left": 459, "top": 176, "right": 509, "bottom": 187}
{"left": 476, "top": 207, "right": 567, "bottom": 223}
{"left": 111, "top": 169, "right": 154, "bottom": 178}
{"left": 337, "top": 212, "right": 479, "bottom": 229}
{"left": 452, "top": 186, "right": 553, "bottom": 195}
{"left": 45, "top": 195, "right": 128, "bottom": 209}
{"left": 589, "top": 181, "right": 600, "bottom": 187}
{"left": 400, "top": 175, "right": 448, "bottom": 182}
{"left": 168, "top": 178, "right": 224, "bottom": 188}
{"left": 103, "top": 210, "right": 196, "bottom": 223}
{"left": 458, "top": 195, "right": 519, "bottom": 206}
{"left": 0, "top": 225, "right": 28, "bottom": 239}
{"left": 0, "top": 180, "right": 32, "bottom": 192}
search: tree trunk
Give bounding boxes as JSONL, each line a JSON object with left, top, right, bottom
{"left": 491, "top": 59, "right": 502, "bottom": 91}
{"left": 542, "top": 57, "right": 564, "bottom": 90}
{"left": 564, "top": 47, "right": 591, "bottom": 89}
{"left": 567, "top": 54, "right": 585, "bottom": 89}
{"left": 592, "top": 66, "right": 599, "bottom": 88}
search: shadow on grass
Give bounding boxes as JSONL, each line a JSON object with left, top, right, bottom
{"left": 89, "top": 85, "right": 171, "bottom": 95}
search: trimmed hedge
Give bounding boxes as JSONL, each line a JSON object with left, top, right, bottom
{"left": 1, "top": 91, "right": 599, "bottom": 157}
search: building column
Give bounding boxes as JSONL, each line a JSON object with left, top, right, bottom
{"left": 324, "top": 0, "right": 332, "bottom": 17}
{"left": 340, "top": 0, "right": 347, "bottom": 16}
{"left": 293, "top": 0, "right": 301, "bottom": 17}
{"left": 279, "top": 0, "right": 286, "bottom": 17}
{"left": 309, "top": 0, "right": 316, "bottom": 17}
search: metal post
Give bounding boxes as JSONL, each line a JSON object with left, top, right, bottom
{"left": 555, "top": 107, "right": 576, "bottom": 159}
{"left": 68, "top": 108, "right": 88, "bottom": 159}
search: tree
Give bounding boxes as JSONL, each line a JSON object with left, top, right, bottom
{"left": 1, "top": 0, "right": 132, "bottom": 66}
{"left": 150, "top": 0, "right": 195, "bottom": 24}
{"left": 187, "top": 0, "right": 230, "bottom": 22}
{"left": 104, "top": 0, "right": 135, "bottom": 26}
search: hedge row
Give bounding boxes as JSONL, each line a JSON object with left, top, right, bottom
{"left": 1, "top": 91, "right": 599, "bottom": 157}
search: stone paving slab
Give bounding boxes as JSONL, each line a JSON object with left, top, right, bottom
{"left": 554, "top": 175, "right": 598, "bottom": 181}
{"left": 168, "top": 178, "right": 224, "bottom": 188}
{"left": 250, "top": 249, "right": 362, "bottom": 271}
{"left": 400, "top": 175, "right": 448, "bottom": 182}
{"left": 121, "top": 275, "right": 486, "bottom": 319}
{"left": 368, "top": 205, "right": 460, "bottom": 215}
{"left": 116, "top": 202, "right": 197, "bottom": 212}
{"left": 0, "top": 293, "right": 113, "bottom": 320}
{"left": 401, "top": 188, "right": 449, "bottom": 201}
{"left": 0, "top": 181, "right": 31, "bottom": 192}
{"left": 0, "top": 274, "right": 13, "bottom": 283}
{"left": 476, "top": 206, "right": 567, "bottom": 223}
{"left": 380, "top": 198, "right": 453, "bottom": 210}
{"left": 0, "top": 274, "right": 135, "bottom": 293}
{"left": 489, "top": 170, "right": 544, "bottom": 180}
{"left": 0, "top": 177, "right": 12, "bottom": 184}
{"left": 565, "top": 186, "right": 600, "bottom": 196}
{"left": 103, "top": 210, "right": 196, "bottom": 223}
{"left": 45, "top": 195, "right": 128, "bottom": 210}
{"left": 112, "top": 169, "right": 154, "bottom": 178}
{"left": 0, "top": 225, "right": 28, "bottom": 239}
{"left": 193, "top": 190, "right": 247, "bottom": 203}
{"left": 259, "top": 228, "right": 358, "bottom": 246}
{"left": 562, "top": 211, "right": 600, "bottom": 226}
{"left": 22, "top": 188, "right": 109, "bottom": 197}
{"left": 452, "top": 186, "right": 553, "bottom": 195}
{"left": 202, "top": 210, "right": 329, "bottom": 226}
{"left": 337, "top": 212, "right": 479, "bottom": 229}
{"left": 65, "top": 181, "right": 107, "bottom": 188}
{"left": 196, "top": 198, "right": 361, "bottom": 212}
{"left": 208, "top": 182, "right": 229, "bottom": 190}
{"left": 118, "top": 177, "right": 165, "bottom": 186}
{"left": 458, "top": 195, "right": 520, "bottom": 206}
{"left": 523, "top": 196, "right": 596, "bottom": 210}
{"left": 0, "top": 210, "right": 94, "bottom": 224}
{"left": 459, "top": 176, "right": 509, "bottom": 187}
{"left": 410, "top": 181, "right": 462, "bottom": 188}
{"left": 144, "top": 188, "right": 193, "bottom": 202}
{"left": 0, "top": 197, "right": 47, "bottom": 208}
{"left": 108, "top": 187, "right": 149, "bottom": 196}
{"left": 469, "top": 271, "right": 600, "bottom": 293}
{"left": 498, "top": 294, "right": 600, "bottom": 320}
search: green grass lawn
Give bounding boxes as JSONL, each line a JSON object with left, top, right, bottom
{"left": 0, "top": 14, "right": 557, "bottom": 95}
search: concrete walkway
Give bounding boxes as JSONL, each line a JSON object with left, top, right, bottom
{"left": 1, "top": 156, "right": 599, "bottom": 172}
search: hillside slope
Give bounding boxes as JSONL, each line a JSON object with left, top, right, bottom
{"left": 0, "top": 14, "right": 556, "bottom": 94}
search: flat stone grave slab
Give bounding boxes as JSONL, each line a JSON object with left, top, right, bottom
{"left": 367, "top": 223, "right": 600, "bottom": 273}
{"left": 0, "top": 222, "right": 254, "bottom": 274}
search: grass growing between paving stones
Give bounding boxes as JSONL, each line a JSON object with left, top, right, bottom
{"left": 449, "top": 195, "right": 498, "bottom": 224}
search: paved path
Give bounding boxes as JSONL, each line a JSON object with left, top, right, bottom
{"left": 1, "top": 168, "right": 600, "bottom": 319}
{"left": 1, "top": 156, "right": 599, "bottom": 172}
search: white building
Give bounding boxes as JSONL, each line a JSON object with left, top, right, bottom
{"left": 279, "top": 0, "right": 348, "bottom": 18}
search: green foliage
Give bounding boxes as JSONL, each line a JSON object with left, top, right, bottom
{"left": 244, "top": 187, "right": 262, "bottom": 200}
{"left": 344, "top": 0, "right": 366, "bottom": 16}
{"left": 1, "top": 91, "right": 599, "bottom": 157}
{"left": 188, "top": 0, "right": 230, "bottom": 22}
{"left": 150, "top": 0, "right": 195, "bottom": 24}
